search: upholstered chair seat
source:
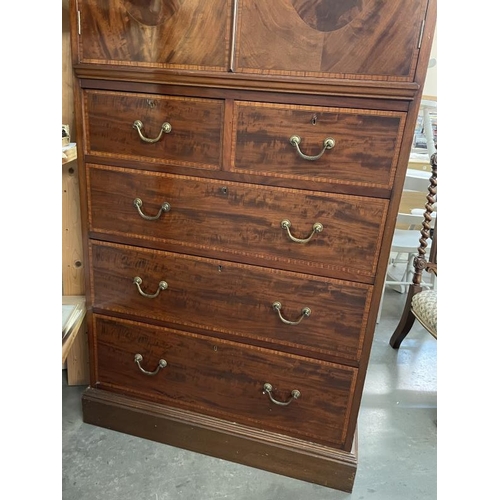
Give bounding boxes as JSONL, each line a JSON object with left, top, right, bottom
{"left": 411, "top": 289, "right": 437, "bottom": 339}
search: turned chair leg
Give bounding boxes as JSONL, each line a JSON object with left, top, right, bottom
{"left": 389, "top": 288, "right": 418, "bottom": 349}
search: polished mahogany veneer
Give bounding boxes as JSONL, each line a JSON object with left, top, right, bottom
{"left": 94, "top": 314, "right": 357, "bottom": 448}
{"left": 233, "top": 0, "right": 428, "bottom": 80}
{"left": 70, "top": 0, "right": 436, "bottom": 492}
{"left": 84, "top": 90, "right": 224, "bottom": 169}
{"left": 90, "top": 240, "right": 372, "bottom": 364}
{"left": 76, "top": 0, "right": 233, "bottom": 70}
{"left": 87, "top": 164, "right": 389, "bottom": 283}
{"left": 232, "top": 101, "right": 405, "bottom": 189}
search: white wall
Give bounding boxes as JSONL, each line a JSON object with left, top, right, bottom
{"left": 423, "top": 25, "right": 437, "bottom": 99}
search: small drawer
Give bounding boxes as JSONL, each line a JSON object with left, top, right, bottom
{"left": 83, "top": 90, "right": 224, "bottom": 170}
{"left": 90, "top": 241, "right": 372, "bottom": 363}
{"left": 87, "top": 164, "right": 388, "bottom": 282}
{"left": 94, "top": 314, "right": 358, "bottom": 448}
{"left": 231, "top": 101, "right": 405, "bottom": 191}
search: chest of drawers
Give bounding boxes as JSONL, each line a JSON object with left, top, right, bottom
{"left": 70, "top": 0, "right": 436, "bottom": 492}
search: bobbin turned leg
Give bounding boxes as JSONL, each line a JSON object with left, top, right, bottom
{"left": 390, "top": 151, "right": 437, "bottom": 349}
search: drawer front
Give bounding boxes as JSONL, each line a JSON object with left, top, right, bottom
{"left": 94, "top": 314, "right": 357, "bottom": 448}
{"left": 88, "top": 165, "right": 388, "bottom": 282}
{"left": 76, "top": 0, "right": 233, "bottom": 72}
{"left": 83, "top": 90, "right": 223, "bottom": 170}
{"left": 232, "top": 101, "right": 405, "bottom": 190}
{"left": 90, "top": 241, "right": 372, "bottom": 363}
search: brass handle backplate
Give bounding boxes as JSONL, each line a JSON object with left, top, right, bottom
{"left": 133, "top": 276, "right": 168, "bottom": 298}
{"left": 289, "top": 135, "right": 335, "bottom": 161}
{"left": 263, "top": 383, "right": 301, "bottom": 406}
{"left": 281, "top": 219, "right": 323, "bottom": 243}
{"left": 134, "top": 353, "right": 167, "bottom": 376}
{"left": 272, "top": 301, "right": 311, "bottom": 325}
{"left": 133, "top": 120, "right": 172, "bottom": 143}
{"left": 133, "top": 198, "right": 171, "bottom": 221}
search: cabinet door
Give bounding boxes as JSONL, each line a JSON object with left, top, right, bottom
{"left": 75, "top": 0, "right": 233, "bottom": 71}
{"left": 233, "top": 0, "right": 429, "bottom": 81}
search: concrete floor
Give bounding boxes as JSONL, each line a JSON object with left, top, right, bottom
{"left": 62, "top": 288, "right": 437, "bottom": 500}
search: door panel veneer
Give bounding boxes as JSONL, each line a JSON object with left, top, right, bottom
{"left": 234, "top": 0, "right": 427, "bottom": 80}
{"left": 76, "top": 0, "right": 233, "bottom": 71}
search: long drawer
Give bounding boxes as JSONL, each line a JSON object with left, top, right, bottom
{"left": 83, "top": 90, "right": 224, "bottom": 169}
{"left": 87, "top": 164, "right": 388, "bottom": 283}
{"left": 90, "top": 240, "right": 372, "bottom": 364}
{"left": 231, "top": 101, "right": 406, "bottom": 190}
{"left": 93, "top": 314, "right": 358, "bottom": 448}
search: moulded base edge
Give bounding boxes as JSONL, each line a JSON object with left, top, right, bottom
{"left": 81, "top": 387, "right": 358, "bottom": 492}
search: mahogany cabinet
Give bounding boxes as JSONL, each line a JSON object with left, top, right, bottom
{"left": 70, "top": 0, "right": 436, "bottom": 492}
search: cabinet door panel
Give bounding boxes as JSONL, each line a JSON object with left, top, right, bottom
{"left": 76, "top": 0, "right": 233, "bottom": 71}
{"left": 233, "top": 0, "right": 429, "bottom": 81}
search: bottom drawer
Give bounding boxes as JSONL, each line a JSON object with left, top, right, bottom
{"left": 93, "top": 314, "right": 358, "bottom": 448}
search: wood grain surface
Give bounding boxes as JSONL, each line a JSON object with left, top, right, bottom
{"left": 232, "top": 101, "right": 405, "bottom": 189}
{"left": 76, "top": 0, "right": 233, "bottom": 70}
{"left": 94, "top": 314, "right": 357, "bottom": 448}
{"left": 84, "top": 90, "right": 224, "bottom": 169}
{"left": 234, "top": 0, "right": 428, "bottom": 80}
{"left": 90, "top": 240, "right": 372, "bottom": 364}
{"left": 87, "top": 164, "right": 389, "bottom": 283}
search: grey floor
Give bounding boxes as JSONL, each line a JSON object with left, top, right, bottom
{"left": 62, "top": 286, "right": 437, "bottom": 500}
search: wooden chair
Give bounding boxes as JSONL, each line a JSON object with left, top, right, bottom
{"left": 389, "top": 152, "right": 437, "bottom": 348}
